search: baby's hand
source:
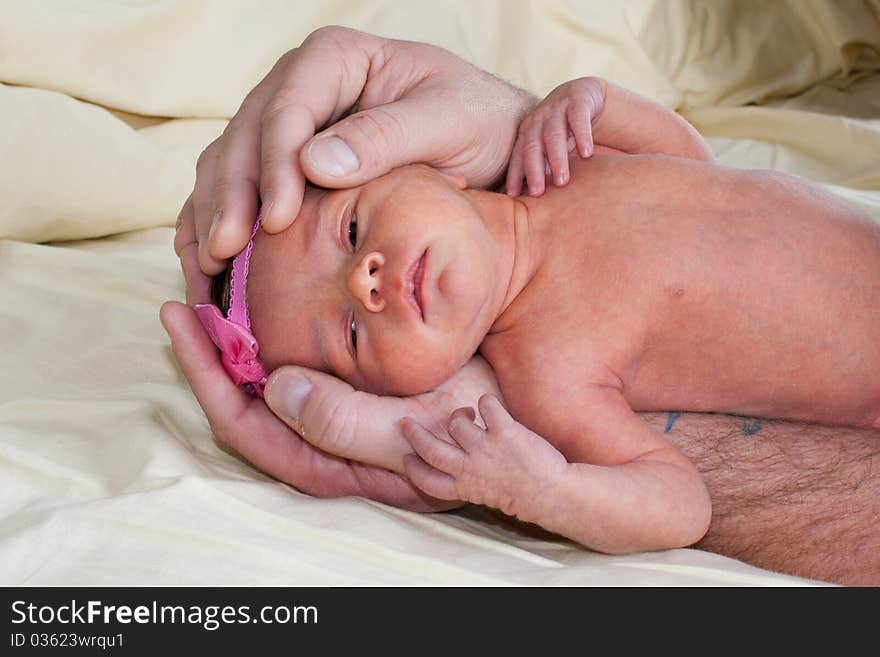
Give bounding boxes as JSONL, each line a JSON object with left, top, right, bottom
{"left": 401, "top": 394, "right": 568, "bottom": 521}
{"left": 505, "top": 77, "right": 606, "bottom": 197}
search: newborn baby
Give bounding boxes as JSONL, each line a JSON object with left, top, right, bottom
{"left": 200, "top": 78, "right": 880, "bottom": 554}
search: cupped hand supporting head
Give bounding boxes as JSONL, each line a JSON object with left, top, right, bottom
{"left": 160, "top": 299, "right": 467, "bottom": 511}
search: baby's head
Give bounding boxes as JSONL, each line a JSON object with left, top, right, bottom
{"left": 210, "top": 165, "right": 504, "bottom": 396}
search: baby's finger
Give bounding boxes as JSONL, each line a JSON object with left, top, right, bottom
{"left": 521, "top": 119, "right": 546, "bottom": 197}
{"left": 505, "top": 141, "right": 526, "bottom": 197}
{"left": 543, "top": 111, "right": 570, "bottom": 187}
{"left": 447, "top": 407, "right": 483, "bottom": 451}
{"left": 477, "top": 394, "right": 513, "bottom": 432}
{"left": 403, "top": 454, "right": 460, "bottom": 501}
{"left": 401, "top": 418, "right": 465, "bottom": 476}
{"left": 566, "top": 103, "right": 593, "bottom": 158}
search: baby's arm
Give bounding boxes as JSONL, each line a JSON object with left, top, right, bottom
{"left": 402, "top": 390, "right": 711, "bottom": 554}
{"left": 506, "top": 77, "right": 713, "bottom": 196}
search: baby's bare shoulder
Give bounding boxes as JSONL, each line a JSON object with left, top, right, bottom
{"left": 483, "top": 334, "right": 625, "bottom": 460}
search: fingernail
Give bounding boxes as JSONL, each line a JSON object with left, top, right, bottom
{"left": 207, "top": 208, "right": 222, "bottom": 243}
{"left": 272, "top": 373, "right": 312, "bottom": 418}
{"left": 308, "top": 136, "right": 360, "bottom": 177}
{"left": 259, "top": 192, "right": 273, "bottom": 222}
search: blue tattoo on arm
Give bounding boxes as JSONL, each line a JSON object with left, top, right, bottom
{"left": 741, "top": 418, "right": 762, "bottom": 436}
{"left": 663, "top": 411, "right": 762, "bottom": 436}
{"left": 664, "top": 412, "right": 681, "bottom": 433}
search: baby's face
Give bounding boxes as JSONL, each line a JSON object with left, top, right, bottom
{"left": 247, "top": 165, "right": 502, "bottom": 395}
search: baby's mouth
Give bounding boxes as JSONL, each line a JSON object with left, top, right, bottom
{"left": 408, "top": 250, "right": 427, "bottom": 321}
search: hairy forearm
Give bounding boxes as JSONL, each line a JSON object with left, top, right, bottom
{"left": 644, "top": 411, "right": 880, "bottom": 585}
{"left": 593, "top": 78, "right": 714, "bottom": 161}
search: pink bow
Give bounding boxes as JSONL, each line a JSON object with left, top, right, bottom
{"left": 195, "top": 304, "right": 267, "bottom": 398}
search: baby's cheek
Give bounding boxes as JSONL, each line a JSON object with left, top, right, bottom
{"left": 250, "top": 318, "right": 329, "bottom": 378}
{"left": 366, "top": 341, "right": 461, "bottom": 397}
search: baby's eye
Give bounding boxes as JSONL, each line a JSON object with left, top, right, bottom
{"left": 350, "top": 317, "right": 358, "bottom": 354}
{"left": 348, "top": 214, "right": 358, "bottom": 248}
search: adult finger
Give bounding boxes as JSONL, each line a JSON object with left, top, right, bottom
{"left": 179, "top": 241, "right": 211, "bottom": 307}
{"left": 192, "top": 140, "right": 227, "bottom": 275}
{"left": 257, "top": 34, "right": 374, "bottom": 233}
{"left": 174, "top": 194, "right": 212, "bottom": 306}
{"left": 206, "top": 80, "right": 276, "bottom": 261}
{"left": 300, "top": 95, "right": 436, "bottom": 190}
{"left": 257, "top": 100, "right": 311, "bottom": 234}
{"left": 173, "top": 193, "right": 196, "bottom": 256}
{"left": 264, "top": 366, "right": 415, "bottom": 475}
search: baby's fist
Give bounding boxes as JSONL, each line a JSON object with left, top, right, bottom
{"left": 506, "top": 77, "right": 606, "bottom": 197}
{"left": 401, "top": 394, "right": 568, "bottom": 522}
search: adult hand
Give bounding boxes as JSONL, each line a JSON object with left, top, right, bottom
{"left": 186, "top": 25, "right": 536, "bottom": 284}
{"left": 160, "top": 299, "right": 502, "bottom": 511}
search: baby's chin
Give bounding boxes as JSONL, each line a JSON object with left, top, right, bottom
{"left": 358, "top": 364, "right": 460, "bottom": 397}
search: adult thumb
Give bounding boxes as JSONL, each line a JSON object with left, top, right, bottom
{"left": 263, "top": 366, "right": 412, "bottom": 474}
{"left": 299, "top": 97, "right": 429, "bottom": 188}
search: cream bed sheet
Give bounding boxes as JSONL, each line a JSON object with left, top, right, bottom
{"left": 2, "top": 0, "right": 878, "bottom": 586}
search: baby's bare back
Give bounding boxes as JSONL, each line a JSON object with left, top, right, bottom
{"left": 488, "top": 154, "right": 880, "bottom": 433}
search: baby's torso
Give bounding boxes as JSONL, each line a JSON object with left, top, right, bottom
{"left": 480, "top": 154, "right": 880, "bottom": 455}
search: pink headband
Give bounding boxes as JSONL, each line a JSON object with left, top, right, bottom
{"left": 194, "top": 213, "right": 267, "bottom": 398}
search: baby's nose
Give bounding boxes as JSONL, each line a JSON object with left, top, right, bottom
{"left": 348, "top": 251, "right": 386, "bottom": 313}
